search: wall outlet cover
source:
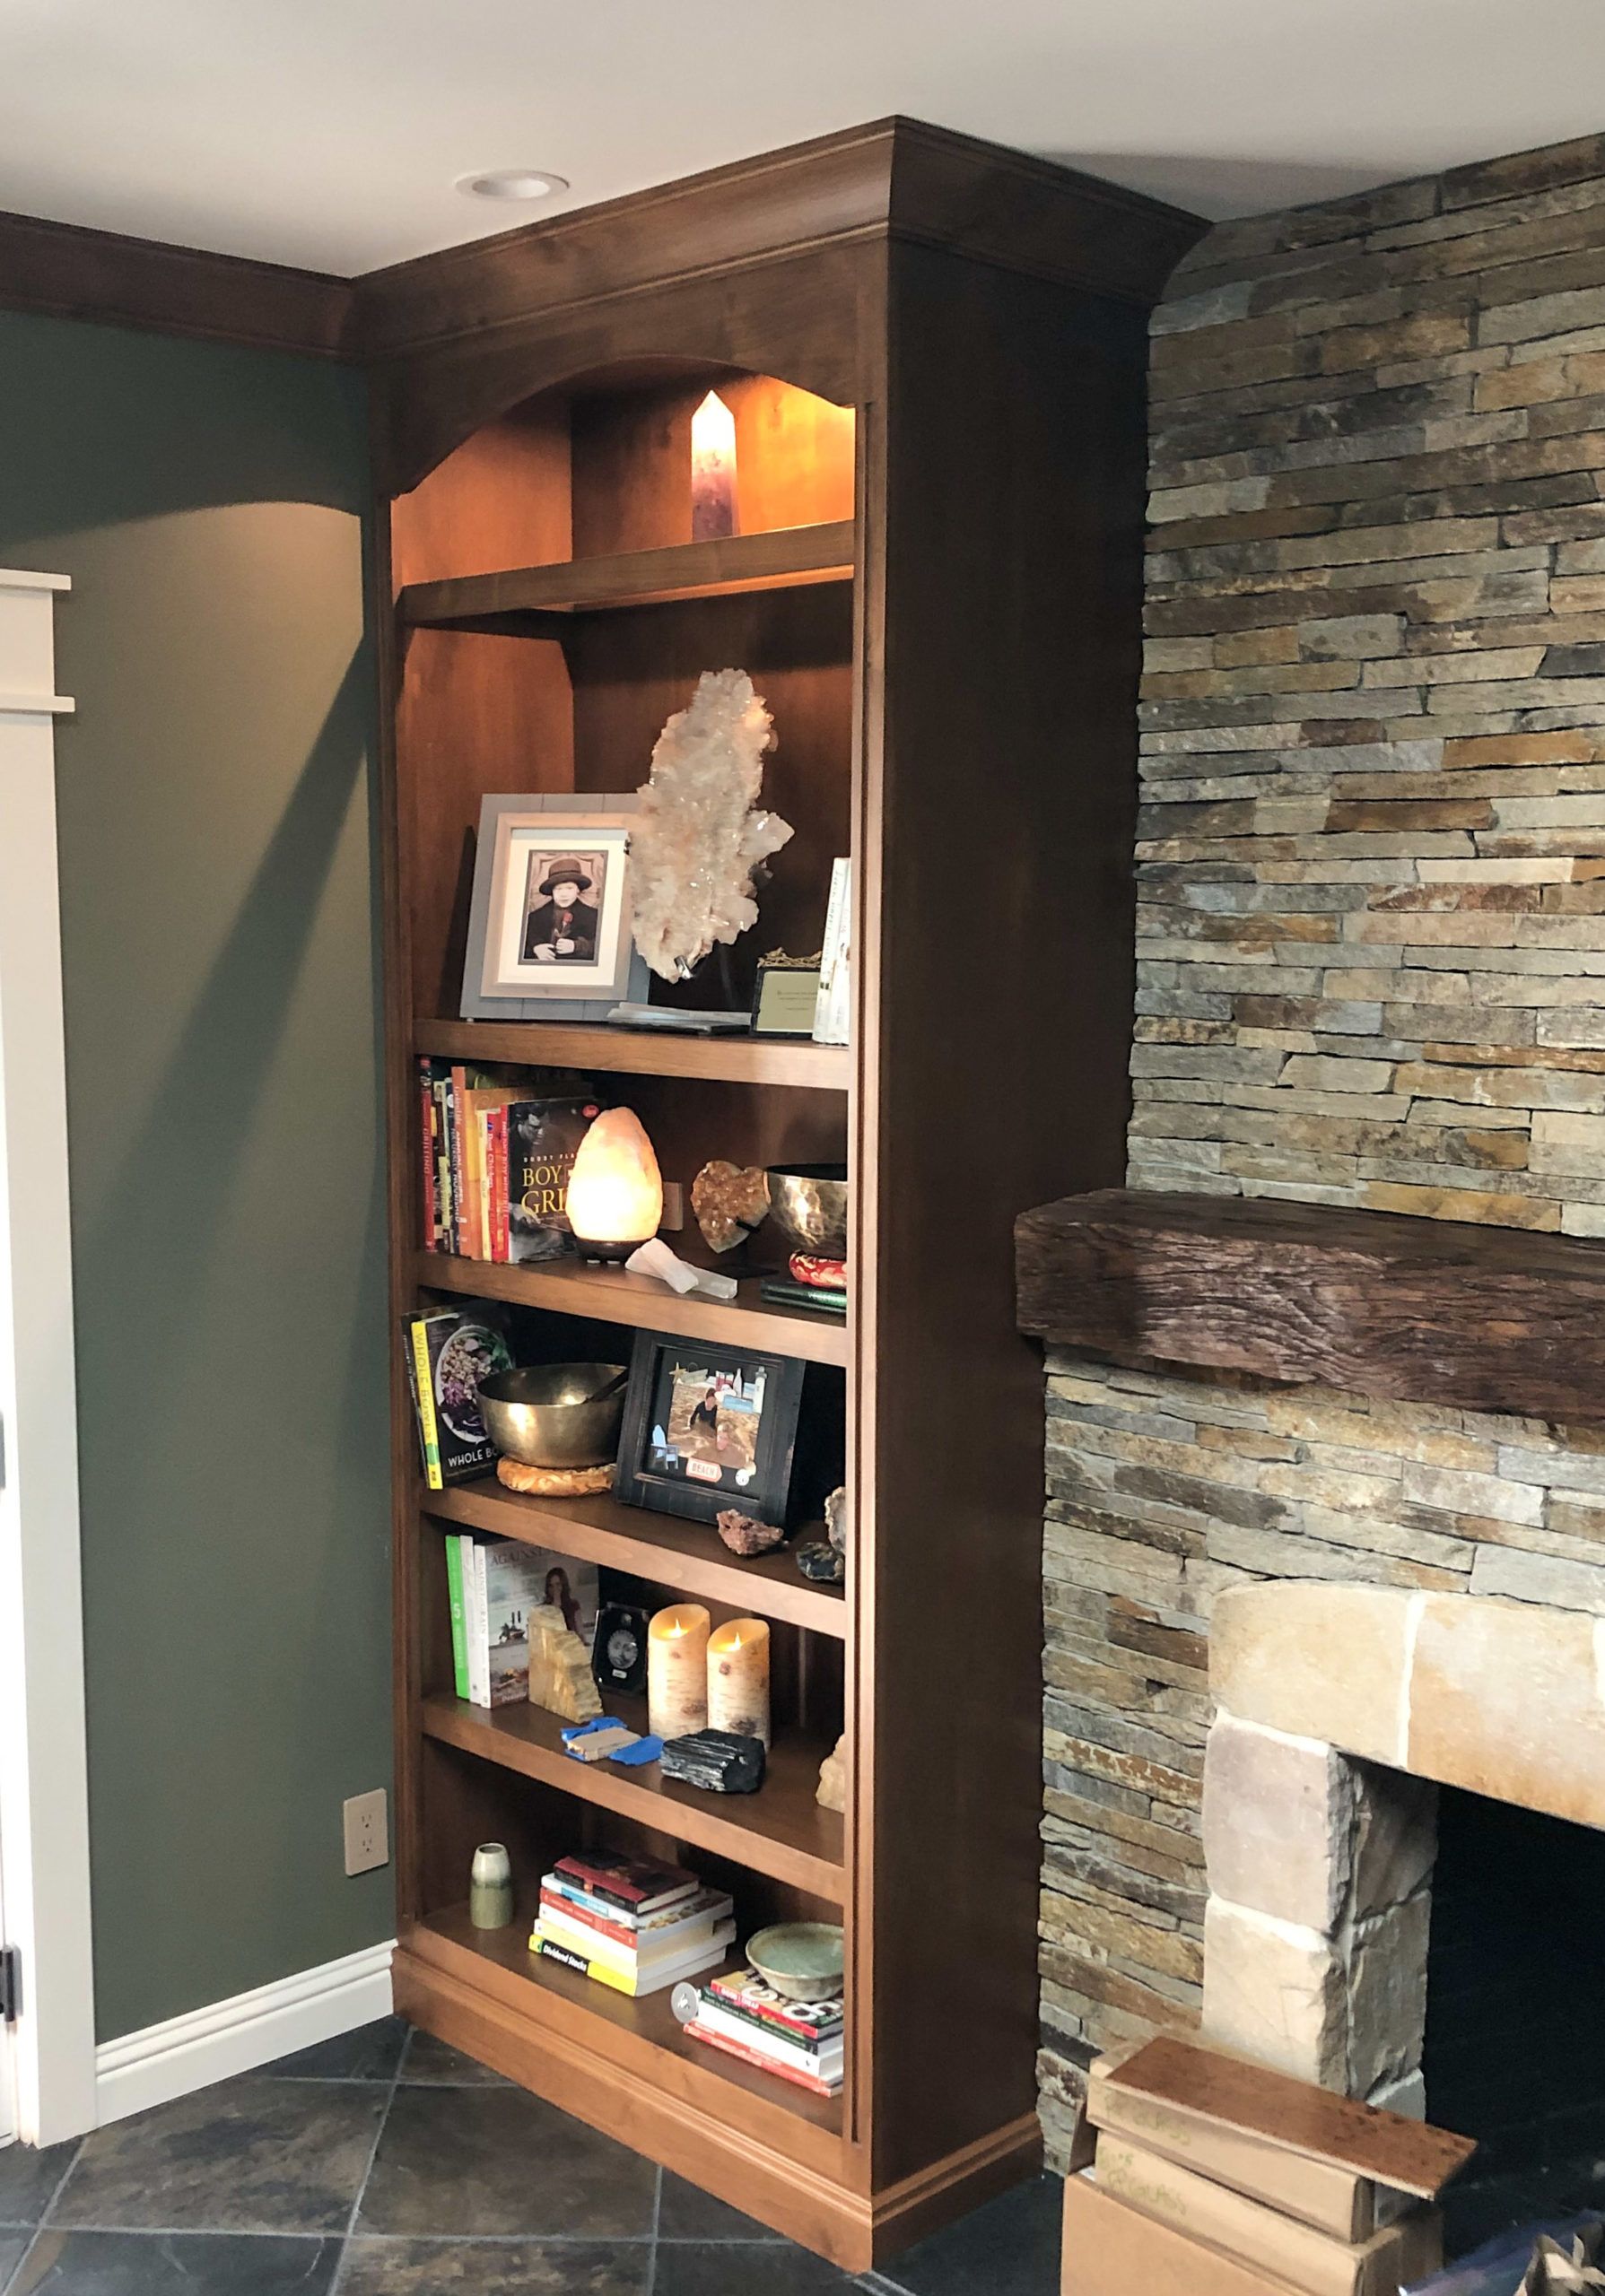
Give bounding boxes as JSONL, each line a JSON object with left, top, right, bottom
{"left": 343, "top": 1788, "right": 388, "bottom": 1877}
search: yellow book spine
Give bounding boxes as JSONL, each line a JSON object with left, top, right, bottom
{"left": 409, "top": 1318, "right": 443, "bottom": 1492}
{"left": 533, "top": 1929, "right": 637, "bottom": 1996}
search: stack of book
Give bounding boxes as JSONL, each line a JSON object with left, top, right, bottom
{"left": 419, "top": 1059, "right": 598, "bottom": 1264}
{"left": 1062, "top": 2038, "right": 1471, "bottom": 2296}
{"left": 531, "top": 1854, "right": 734, "bottom": 1998}
{"left": 680, "top": 1969, "right": 844, "bottom": 2098}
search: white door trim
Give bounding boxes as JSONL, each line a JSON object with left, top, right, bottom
{"left": 0, "top": 567, "right": 97, "bottom": 2146}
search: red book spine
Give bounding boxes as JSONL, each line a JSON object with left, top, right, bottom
{"left": 538, "top": 1888, "right": 633, "bottom": 1950}
{"left": 449, "top": 1065, "right": 469, "bottom": 1255}
{"left": 705, "top": 1979, "right": 838, "bottom": 2044}
{"left": 488, "top": 1107, "right": 509, "bottom": 1264}
{"left": 685, "top": 2022, "right": 838, "bottom": 2099}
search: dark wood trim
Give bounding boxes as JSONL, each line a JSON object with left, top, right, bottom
{"left": 399, "top": 520, "right": 856, "bottom": 625}
{"left": 0, "top": 204, "right": 353, "bottom": 357}
{"left": 1016, "top": 1187, "right": 1605, "bottom": 1422}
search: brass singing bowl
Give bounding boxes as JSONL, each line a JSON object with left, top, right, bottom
{"left": 477, "top": 1362, "right": 628, "bottom": 1468}
{"left": 765, "top": 1165, "right": 850, "bottom": 1259}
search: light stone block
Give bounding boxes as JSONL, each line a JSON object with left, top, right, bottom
{"left": 1408, "top": 1595, "right": 1605, "bottom": 1829}
{"left": 1202, "top": 1897, "right": 1348, "bottom": 2088}
{"left": 1202, "top": 1717, "right": 1356, "bottom": 1932}
{"left": 1210, "top": 1584, "right": 1413, "bottom": 1763}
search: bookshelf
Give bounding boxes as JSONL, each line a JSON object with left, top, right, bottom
{"left": 376, "top": 119, "right": 1198, "bottom": 2271}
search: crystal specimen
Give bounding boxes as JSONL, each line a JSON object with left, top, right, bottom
{"left": 630, "top": 669, "right": 793, "bottom": 980}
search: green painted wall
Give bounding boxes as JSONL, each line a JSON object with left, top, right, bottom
{"left": 0, "top": 310, "right": 391, "bottom": 2041}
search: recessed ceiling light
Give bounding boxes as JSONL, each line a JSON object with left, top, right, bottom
{"left": 456, "top": 169, "right": 569, "bottom": 203}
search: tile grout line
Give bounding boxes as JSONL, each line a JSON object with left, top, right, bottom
{"left": 325, "top": 2039, "right": 410, "bottom": 2295}
{"left": 644, "top": 2160, "right": 663, "bottom": 2296}
{"left": 2, "top": 2134, "right": 91, "bottom": 2296}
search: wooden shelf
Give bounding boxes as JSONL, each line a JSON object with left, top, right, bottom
{"left": 406, "top": 1903, "right": 843, "bottom": 2143}
{"left": 1016, "top": 1187, "right": 1605, "bottom": 1422}
{"left": 421, "top": 1691, "right": 845, "bottom": 1901}
{"left": 414, "top": 1017, "right": 850, "bottom": 1092}
{"left": 423, "top": 1478, "right": 848, "bottom": 1639}
{"left": 414, "top": 1249, "right": 850, "bottom": 1369}
{"left": 399, "top": 521, "right": 856, "bottom": 629}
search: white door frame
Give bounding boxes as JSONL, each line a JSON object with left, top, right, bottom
{"left": 0, "top": 568, "right": 97, "bottom": 2146}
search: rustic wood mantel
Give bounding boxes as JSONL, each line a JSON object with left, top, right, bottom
{"left": 1015, "top": 1189, "right": 1605, "bottom": 1423}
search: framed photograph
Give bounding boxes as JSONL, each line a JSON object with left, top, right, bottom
{"left": 752, "top": 954, "right": 823, "bottom": 1038}
{"left": 615, "top": 1331, "right": 806, "bottom": 1527}
{"left": 460, "top": 794, "right": 652, "bottom": 1022}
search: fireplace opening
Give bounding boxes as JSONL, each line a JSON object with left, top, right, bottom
{"left": 1424, "top": 1786, "right": 1605, "bottom": 2256}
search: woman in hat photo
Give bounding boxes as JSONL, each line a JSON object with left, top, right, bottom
{"left": 521, "top": 855, "right": 602, "bottom": 963}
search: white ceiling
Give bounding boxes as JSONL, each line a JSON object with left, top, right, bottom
{"left": 3, "top": 0, "right": 1605, "bottom": 276}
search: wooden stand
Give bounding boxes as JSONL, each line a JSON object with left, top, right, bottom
{"left": 377, "top": 119, "right": 1201, "bottom": 2270}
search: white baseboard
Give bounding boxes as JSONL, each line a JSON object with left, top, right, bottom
{"left": 94, "top": 1938, "right": 397, "bottom": 2126}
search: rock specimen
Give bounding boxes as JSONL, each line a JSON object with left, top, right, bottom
{"left": 824, "top": 1484, "right": 849, "bottom": 1559}
{"left": 692, "top": 1161, "right": 771, "bottom": 1254}
{"left": 816, "top": 1733, "right": 847, "bottom": 1813}
{"left": 526, "top": 1604, "right": 602, "bottom": 1724}
{"left": 795, "top": 1540, "right": 844, "bottom": 1585}
{"left": 716, "top": 1509, "right": 786, "bottom": 1558}
{"left": 629, "top": 669, "right": 793, "bottom": 980}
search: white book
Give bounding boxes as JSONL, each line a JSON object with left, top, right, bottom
{"left": 692, "top": 1996, "right": 844, "bottom": 2078}
{"left": 813, "top": 857, "right": 851, "bottom": 1046}
{"left": 461, "top": 1535, "right": 489, "bottom": 1707}
{"left": 459, "top": 1536, "right": 599, "bottom": 1708}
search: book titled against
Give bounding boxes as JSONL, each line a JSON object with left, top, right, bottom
{"left": 454, "top": 1536, "right": 599, "bottom": 1707}
{"left": 1094, "top": 2135, "right": 1442, "bottom": 2296}
{"left": 812, "top": 858, "right": 850, "bottom": 1046}
{"left": 1086, "top": 2057, "right": 1403, "bottom": 2242}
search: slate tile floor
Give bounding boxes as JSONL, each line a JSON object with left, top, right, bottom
{"left": 0, "top": 2022, "right": 1059, "bottom": 2294}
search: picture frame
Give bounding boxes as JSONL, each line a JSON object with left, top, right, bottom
{"left": 752, "top": 953, "right": 824, "bottom": 1038}
{"left": 615, "top": 1330, "right": 806, "bottom": 1527}
{"left": 460, "top": 793, "right": 653, "bottom": 1022}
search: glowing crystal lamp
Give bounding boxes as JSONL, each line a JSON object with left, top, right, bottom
{"left": 564, "top": 1108, "right": 663, "bottom": 1263}
{"left": 691, "top": 389, "right": 737, "bottom": 540}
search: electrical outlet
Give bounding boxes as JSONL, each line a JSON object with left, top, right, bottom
{"left": 343, "top": 1789, "right": 388, "bottom": 1876}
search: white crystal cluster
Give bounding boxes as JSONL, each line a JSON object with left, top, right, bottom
{"left": 629, "top": 669, "right": 793, "bottom": 980}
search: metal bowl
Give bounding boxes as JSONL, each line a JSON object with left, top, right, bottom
{"left": 765, "top": 1164, "right": 849, "bottom": 1259}
{"left": 477, "top": 1362, "right": 628, "bottom": 1469}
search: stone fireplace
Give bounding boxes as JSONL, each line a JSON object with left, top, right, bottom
{"left": 1199, "top": 1581, "right": 1605, "bottom": 2104}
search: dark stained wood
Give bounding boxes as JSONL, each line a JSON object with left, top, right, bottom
{"left": 1015, "top": 1188, "right": 1605, "bottom": 1422}
{"left": 400, "top": 521, "right": 855, "bottom": 627}
{"left": 857, "top": 240, "right": 1154, "bottom": 2192}
{"left": 414, "top": 1016, "right": 851, "bottom": 1091}
{"left": 1108, "top": 2038, "right": 1478, "bottom": 2198}
{"left": 390, "top": 396, "right": 571, "bottom": 589}
{"left": 421, "top": 1691, "right": 844, "bottom": 1900}
{"left": 423, "top": 1477, "right": 847, "bottom": 1635}
{"left": 0, "top": 203, "right": 351, "bottom": 354}
{"left": 415, "top": 1249, "right": 850, "bottom": 1368}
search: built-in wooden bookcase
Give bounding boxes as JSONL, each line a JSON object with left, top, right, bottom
{"left": 375, "top": 119, "right": 1199, "bottom": 2270}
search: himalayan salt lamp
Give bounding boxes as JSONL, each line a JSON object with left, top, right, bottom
{"left": 691, "top": 388, "right": 737, "bottom": 540}
{"left": 564, "top": 1107, "right": 662, "bottom": 1262}
{"left": 648, "top": 1604, "right": 711, "bottom": 1741}
{"left": 706, "top": 1616, "right": 771, "bottom": 1749}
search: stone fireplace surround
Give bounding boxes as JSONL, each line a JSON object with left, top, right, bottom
{"left": 1200, "top": 1580, "right": 1605, "bottom": 2116}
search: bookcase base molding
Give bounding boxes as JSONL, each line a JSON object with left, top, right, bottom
{"left": 394, "top": 1932, "right": 1042, "bottom": 2271}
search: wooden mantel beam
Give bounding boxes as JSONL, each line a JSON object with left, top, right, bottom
{"left": 1016, "top": 1188, "right": 1605, "bottom": 1423}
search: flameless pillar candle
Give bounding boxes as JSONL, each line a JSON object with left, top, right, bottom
{"left": 647, "top": 1604, "right": 711, "bottom": 1741}
{"left": 706, "top": 1616, "right": 771, "bottom": 1749}
{"left": 691, "top": 389, "right": 737, "bottom": 540}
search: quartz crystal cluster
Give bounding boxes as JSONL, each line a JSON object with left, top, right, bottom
{"left": 630, "top": 669, "right": 793, "bottom": 979}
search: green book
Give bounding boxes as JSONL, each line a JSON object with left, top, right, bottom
{"left": 445, "top": 1533, "right": 470, "bottom": 1702}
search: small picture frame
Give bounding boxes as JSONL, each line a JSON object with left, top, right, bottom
{"left": 752, "top": 953, "right": 824, "bottom": 1038}
{"left": 460, "top": 794, "right": 652, "bottom": 1022}
{"left": 615, "top": 1331, "right": 806, "bottom": 1527}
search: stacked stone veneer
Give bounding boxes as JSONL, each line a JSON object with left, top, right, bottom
{"left": 1039, "top": 131, "right": 1605, "bottom": 2168}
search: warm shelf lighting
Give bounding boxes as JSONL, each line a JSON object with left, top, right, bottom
{"left": 691, "top": 389, "right": 738, "bottom": 541}
{"left": 564, "top": 1107, "right": 664, "bottom": 1262}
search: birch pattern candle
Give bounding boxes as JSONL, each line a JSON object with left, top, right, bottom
{"left": 706, "top": 1616, "right": 771, "bottom": 1749}
{"left": 648, "top": 1604, "right": 711, "bottom": 1741}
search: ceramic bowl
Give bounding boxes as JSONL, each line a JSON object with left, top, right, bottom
{"left": 765, "top": 1164, "right": 849, "bottom": 1259}
{"left": 477, "top": 1362, "right": 627, "bottom": 1468}
{"left": 745, "top": 1921, "right": 845, "bottom": 2001}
